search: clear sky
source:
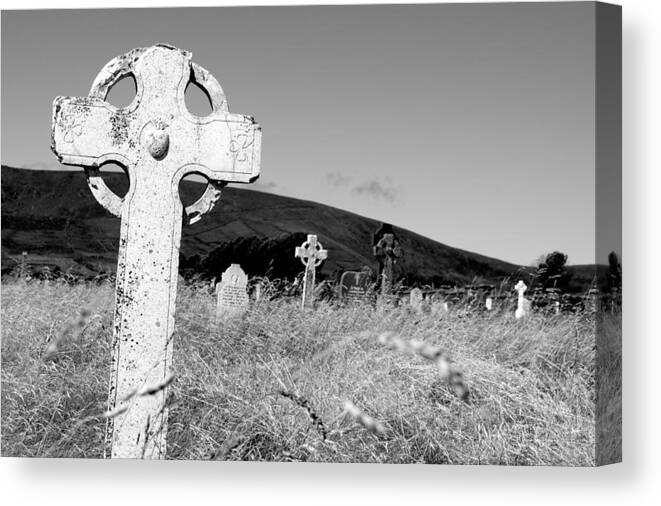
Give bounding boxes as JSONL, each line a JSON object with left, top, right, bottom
{"left": 1, "top": 3, "right": 604, "bottom": 265}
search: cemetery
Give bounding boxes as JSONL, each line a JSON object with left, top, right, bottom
{"left": 1, "top": 264, "right": 621, "bottom": 464}
{"left": 0, "top": 44, "right": 621, "bottom": 465}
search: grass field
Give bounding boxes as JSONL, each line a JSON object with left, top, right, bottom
{"left": 1, "top": 277, "right": 621, "bottom": 465}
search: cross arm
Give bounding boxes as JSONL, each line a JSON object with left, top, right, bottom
{"left": 171, "top": 113, "right": 261, "bottom": 184}
{"left": 51, "top": 96, "right": 132, "bottom": 167}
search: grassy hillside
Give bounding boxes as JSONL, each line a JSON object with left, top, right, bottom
{"left": 2, "top": 165, "right": 524, "bottom": 285}
{"left": 0, "top": 278, "right": 621, "bottom": 464}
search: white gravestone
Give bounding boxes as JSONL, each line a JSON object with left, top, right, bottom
{"left": 410, "top": 288, "right": 424, "bottom": 313}
{"left": 216, "top": 264, "right": 249, "bottom": 320}
{"left": 294, "top": 234, "right": 327, "bottom": 309}
{"left": 514, "top": 280, "right": 531, "bottom": 319}
{"left": 51, "top": 45, "right": 261, "bottom": 459}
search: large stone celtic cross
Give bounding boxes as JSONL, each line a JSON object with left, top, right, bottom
{"left": 51, "top": 44, "right": 261, "bottom": 459}
{"left": 294, "top": 234, "right": 327, "bottom": 309}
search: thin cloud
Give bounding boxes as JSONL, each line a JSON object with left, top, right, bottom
{"left": 326, "top": 171, "right": 352, "bottom": 188}
{"left": 352, "top": 179, "right": 400, "bottom": 204}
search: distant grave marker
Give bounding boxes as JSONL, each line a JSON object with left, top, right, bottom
{"left": 216, "top": 264, "right": 249, "bottom": 320}
{"left": 410, "top": 288, "right": 423, "bottom": 312}
{"left": 294, "top": 234, "right": 327, "bottom": 309}
{"left": 253, "top": 282, "right": 263, "bottom": 302}
{"left": 51, "top": 45, "right": 261, "bottom": 458}
{"left": 585, "top": 288, "right": 600, "bottom": 313}
{"left": 340, "top": 271, "right": 371, "bottom": 304}
{"left": 514, "top": 280, "right": 531, "bottom": 319}
{"left": 429, "top": 292, "right": 449, "bottom": 316}
{"left": 373, "top": 232, "right": 403, "bottom": 296}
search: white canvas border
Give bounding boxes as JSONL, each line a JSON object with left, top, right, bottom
{"left": 0, "top": 0, "right": 657, "bottom": 504}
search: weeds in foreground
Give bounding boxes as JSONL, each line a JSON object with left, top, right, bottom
{"left": 1, "top": 278, "right": 620, "bottom": 464}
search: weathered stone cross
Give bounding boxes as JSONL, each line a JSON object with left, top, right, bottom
{"left": 374, "top": 233, "right": 401, "bottom": 296}
{"left": 294, "top": 234, "right": 327, "bottom": 308}
{"left": 51, "top": 45, "right": 261, "bottom": 459}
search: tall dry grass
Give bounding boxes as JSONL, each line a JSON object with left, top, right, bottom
{"left": 1, "top": 277, "right": 620, "bottom": 464}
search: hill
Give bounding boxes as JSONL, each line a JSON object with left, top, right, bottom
{"left": 1, "top": 165, "right": 599, "bottom": 289}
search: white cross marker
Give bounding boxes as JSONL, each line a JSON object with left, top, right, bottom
{"left": 294, "top": 234, "right": 327, "bottom": 309}
{"left": 51, "top": 45, "right": 261, "bottom": 458}
{"left": 514, "top": 280, "right": 530, "bottom": 319}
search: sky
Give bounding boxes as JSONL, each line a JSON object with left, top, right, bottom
{"left": 1, "top": 3, "right": 611, "bottom": 265}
